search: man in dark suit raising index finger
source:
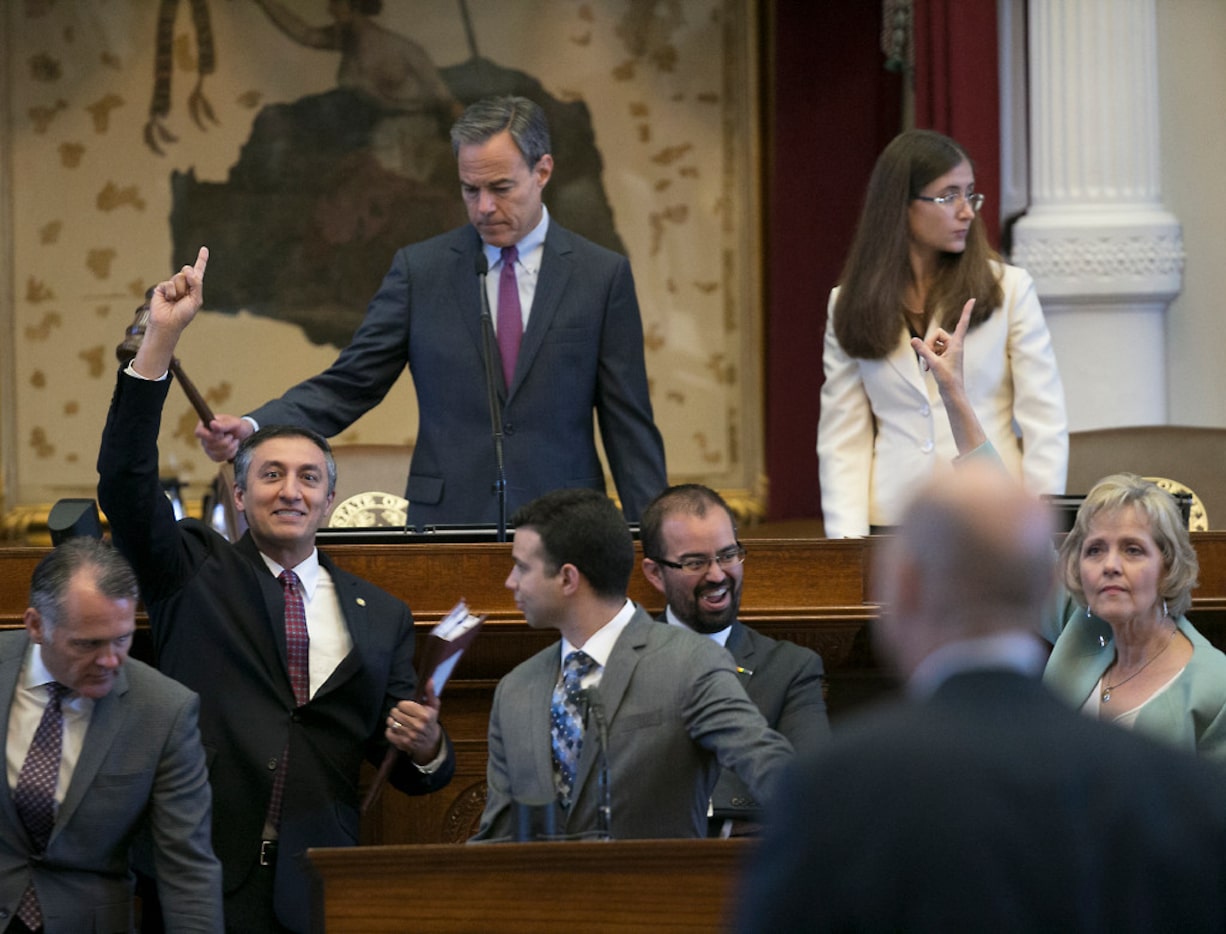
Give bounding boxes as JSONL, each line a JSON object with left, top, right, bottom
{"left": 98, "top": 247, "right": 455, "bottom": 934}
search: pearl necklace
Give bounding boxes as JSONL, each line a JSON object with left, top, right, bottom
{"left": 1100, "top": 623, "right": 1178, "bottom": 703}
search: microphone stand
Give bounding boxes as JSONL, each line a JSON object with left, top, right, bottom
{"left": 475, "top": 254, "right": 509, "bottom": 542}
{"left": 584, "top": 687, "right": 613, "bottom": 841}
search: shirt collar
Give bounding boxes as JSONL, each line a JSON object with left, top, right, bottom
{"left": 907, "top": 631, "right": 1047, "bottom": 700}
{"left": 560, "top": 598, "right": 635, "bottom": 668}
{"left": 24, "top": 642, "right": 58, "bottom": 690}
{"left": 259, "top": 548, "right": 321, "bottom": 601}
{"left": 482, "top": 204, "right": 550, "bottom": 273}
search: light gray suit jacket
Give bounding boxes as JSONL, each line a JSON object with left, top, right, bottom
{"left": 472, "top": 608, "right": 793, "bottom": 841}
{"left": 1043, "top": 608, "right": 1226, "bottom": 767}
{"left": 0, "top": 632, "right": 221, "bottom": 933}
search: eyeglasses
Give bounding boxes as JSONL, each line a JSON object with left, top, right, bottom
{"left": 913, "top": 190, "right": 985, "bottom": 213}
{"left": 648, "top": 543, "right": 747, "bottom": 574}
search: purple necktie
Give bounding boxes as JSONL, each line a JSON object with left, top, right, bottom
{"left": 14, "top": 681, "right": 69, "bottom": 928}
{"left": 497, "top": 245, "right": 522, "bottom": 389}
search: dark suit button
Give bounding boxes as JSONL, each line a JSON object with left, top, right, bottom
{"left": 267, "top": 758, "right": 279, "bottom": 770}
{"left": 0, "top": 907, "right": 9, "bottom": 919}
{"left": 504, "top": 422, "right": 514, "bottom": 435}
{"left": 292, "top": 711, "right": 302, "bottom": 722}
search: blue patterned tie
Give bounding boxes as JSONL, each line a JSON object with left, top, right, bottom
{"left": 13, "top": 681, "right": 69, "bottom": 928}
{"left": 550, "top": 650, "right": 597, "bottom": 808}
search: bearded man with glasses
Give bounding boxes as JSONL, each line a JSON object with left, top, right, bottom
{"left": 640, "top": 484, "right": 829, "bottom": 836}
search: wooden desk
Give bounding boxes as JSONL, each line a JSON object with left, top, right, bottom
{"left": 307, "top": 838, "right": 752, "bottom": 933}
{"left": 6, "top": 534, "right": 1226, "bottom": 845}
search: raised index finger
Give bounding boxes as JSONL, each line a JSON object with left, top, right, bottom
{"left": 193, "top": 246, "right": 209, "bottom": 281}
{"left": 953, "top": 298, "right": 975, "bottom": 339}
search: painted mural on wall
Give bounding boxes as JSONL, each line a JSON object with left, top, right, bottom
{"left": 6, "top": 0, "right": 760, "bottom": 507}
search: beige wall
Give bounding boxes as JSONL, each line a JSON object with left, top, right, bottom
{"left": 1158, "top": 0, "right": 1226, "bottom": 426}
{"left": 0, "top": 0, "right": 762, "bottom": 516}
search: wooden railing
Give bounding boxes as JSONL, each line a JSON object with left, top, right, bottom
{"left": 6, "top": 534, "right": 1226, "bottom": 845}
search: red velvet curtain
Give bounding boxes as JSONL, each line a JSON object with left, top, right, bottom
{"left": 764, "top": 0, "right": 1001, "bottom": 520}
{"left": 911, "top": 0, "right": 1002, "bottom": 246}
{"left": 763, "top": 1, "right": 902, "bottom": 520}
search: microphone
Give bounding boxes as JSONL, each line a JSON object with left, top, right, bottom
{"left": 583, "top": 687, "right": 613, "bottom": 841}
{"left": 474, "top": 252, "right": 490, "bottom": 287}
{"left": 475, "top": 252, "right": 509, "bottom": 542}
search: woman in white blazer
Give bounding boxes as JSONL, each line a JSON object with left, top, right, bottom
{"left": 818, "top": 130, "right": 1067, "bottom": 538}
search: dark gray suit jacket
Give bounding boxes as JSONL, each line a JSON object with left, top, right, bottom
{"left": 711, "top": 620, "right": 828, "bottom": 818}
{"left": 472, "top": 608, "right": 793, "bottom": 841}
{"left": 249, "top": 221, "right": 667, "bottom": 525}
{"left": 0, "top": 633, "right": 221, "bottom": 933}
{"left": 737, "top": 670, "right": 1226, "bottom": 933}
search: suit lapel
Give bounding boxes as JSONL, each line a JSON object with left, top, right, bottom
{"left": 448, "top": 232, "right": 507, "bottom": 403}
{"left": 313, "top": 557, "right": 367, "bottom": 696}
{"left": 569, "top": 611, "right": 649, "bottom": 807}
{"left": 529, "top": 650, "right": 561, "bottom": 799}
{"left": 0, "top": 635, "right": 29, "bottom": 847}
{"left": 235, "top": 533, "right": 304, "bottom": 707}
{"left": 53, "top": 667, "right": 130, "bottom": 841}
{"left": 883, "top": 323, "right": 931, "bottom": 402}
{"left": 509, "top": 225, "right": 572, "bottom": 400}
{"left": 726, "top": 621, "right": 756, "bottom": 688}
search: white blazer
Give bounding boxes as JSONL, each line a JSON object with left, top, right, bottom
{"left": 818, "top": 263, "right": 1068, "bottom": 538}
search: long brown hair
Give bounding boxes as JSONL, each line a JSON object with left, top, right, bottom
{"left": 833, "top": 129, "right": 1003, "bottom": 360}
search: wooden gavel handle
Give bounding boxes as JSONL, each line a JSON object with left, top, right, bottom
{"left": 168, "top": 358, "right": 215, "bottom": 426}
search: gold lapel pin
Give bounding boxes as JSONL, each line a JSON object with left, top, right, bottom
{"left": 356, "top": 597, "right": 367, "bottom": 607}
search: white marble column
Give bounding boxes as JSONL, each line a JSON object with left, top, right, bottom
{"left": 1010, "top": 0, "right": 1183, "bottom": 430}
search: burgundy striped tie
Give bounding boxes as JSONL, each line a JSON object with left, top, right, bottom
{"left": 268, "top": 571, "right": 310, "bottom": 833}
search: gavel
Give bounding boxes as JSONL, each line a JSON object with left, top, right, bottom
{"left": 116, "top": 290, "right": 216, "bottom": 426}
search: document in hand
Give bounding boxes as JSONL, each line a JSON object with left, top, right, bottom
{"left": 362, "top": 600, "right": 485, "bottom": 814}
{"left": 415, "top": 600, "right": 485, "bottom": 701}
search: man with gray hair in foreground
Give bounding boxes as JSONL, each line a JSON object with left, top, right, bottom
{"left": 0, "top": 538, "right": 220, "bottom": 932}
{"left": 736, "top": 462, "right": 1226, "bottom": 932}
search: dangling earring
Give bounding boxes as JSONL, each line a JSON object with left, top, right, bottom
{"left": 1163, "top": 599, "right": 1169, "bottom": 619}
{"left": 1086, "top": 603, "right": 1092, "bottom": 619}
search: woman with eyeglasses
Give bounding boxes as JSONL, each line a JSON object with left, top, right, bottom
{"left": 818, "top": 129, "right": 1068, "bottom": 538}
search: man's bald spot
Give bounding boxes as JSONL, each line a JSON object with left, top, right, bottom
{"left": 897, "top": 463, "right": 1056, "bottom": 620}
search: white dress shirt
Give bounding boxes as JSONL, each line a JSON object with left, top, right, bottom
{"left": 6, "top": 644, "right": 95, "bottom": 806}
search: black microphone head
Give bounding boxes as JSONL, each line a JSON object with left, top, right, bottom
{"left": 474, "top": 252, "right": 489, "bottom": 276}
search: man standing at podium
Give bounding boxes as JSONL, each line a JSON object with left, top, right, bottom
{"left": 194, "top": 94, "right": 667, "bottom": 527}
{"left": 97, "top": 248, "right": 456, "bottom": 933}
{"left": 472, "top": 488, "right": 792, "bottom": 841}
{"left": 639, "top": 484, "right": 829, "bottom": 833}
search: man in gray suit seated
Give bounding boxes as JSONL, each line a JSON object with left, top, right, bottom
{"left": 471, "top": 488, "right": 792, "bottom": 841}
{"left": 639, "top": 484, "right": 829, "bottom": 834}
{"left": 0, "top": 538, "right": 220, "bottom": 933}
